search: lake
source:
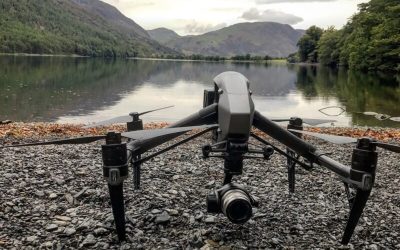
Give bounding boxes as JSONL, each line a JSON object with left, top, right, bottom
{"left": 0, "top": 56, "right": 399, "bottom": 127}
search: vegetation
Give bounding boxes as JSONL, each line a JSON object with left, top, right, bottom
{"left": 0, "top": 0, "right": 174, "bottom": 57}
{"left": 158, "top": 54, "right": 274, "bottom": 62}
{"left": 295, "top": 0, "right": 399, "bottom": 72}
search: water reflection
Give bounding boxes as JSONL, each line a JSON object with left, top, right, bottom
{"left": 0, "top": 56, "right": 399, "bottom": 127}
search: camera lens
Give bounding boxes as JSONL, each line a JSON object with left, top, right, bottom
{"left": 221, "top": 189, "right": 252, "bottom": 224}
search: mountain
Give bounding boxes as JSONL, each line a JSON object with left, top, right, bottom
{"left": 0, "top": 0, "right": 176, "bottom": 57}
{"left": 148, "top": 28, "right": 181, "bottom": 44}
{"left": 164, "top": 22, "right": 304, "bottom": 58}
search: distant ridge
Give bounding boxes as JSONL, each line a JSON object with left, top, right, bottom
{"left": 151, "top": 22, "right": 304, "bottom": 57}
{"left": 148, "top": 28, "right": 181, "bottom": 44}
{"left": 0, "top": 0, "right": 176, "bottom": 57}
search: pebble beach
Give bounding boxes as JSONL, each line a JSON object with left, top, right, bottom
{"left": 1, "top": 123, "right": 400, "bottom": 249}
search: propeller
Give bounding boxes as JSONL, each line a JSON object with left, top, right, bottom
{"left": 272, "top": 118, "right": 336, "bottom": 126}
{"left": 288, "top": 129, "right": 400, "bottom": 154}
{"left": 360, "top": 111, "right": 400, "bottom": 122}
{"left": 1, "top": 124, "right": 217, "bottom": 148}
{"left": 83, "top": 105, "right": 174, "bottom": 128}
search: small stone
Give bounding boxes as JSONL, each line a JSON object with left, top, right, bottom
{"left": 35, "top": 191, "right": 45, "bottom": 197}
{"left": 65, "top": 194, "right": 74, "bottom": 204}
{"left": 80, "top": 234, "right": 96, "bottom": 247}
{"left": 151, "top": 209, "right": 162, "bottom": 214}
{"left": 205, "top": 180, "right": 215, "bottom": 188}
{"left": 64, "top": 227, "right": 76, "bottom": 236}
{"left": 26, "top": 236, "right": 38, "bottom": 242}
{"left": 53, "top": 220, "right": 69, "bottom": 226}
{"left": 54, "top": 178, "right": 65, "bottom": 185}
{"left": 271, "top": 238, "right": 280, "bottom": 245}
{"left": 94, "top": 227, "right": 108, "bottom": 236}
{"left": 54, "top": 215, "right": 72, "bottom": 221}
{"left": 205, "top": 216, "right": 216, "bottom": 223}
{"left": 155, "top": 213, "right": 171, "bottom": 224}
{"left": 49, "top": 193, "right": 58, "bottom": 199}
{"left": 46, "top": 224, "right": 58, "bottom": 231}
{"left": 167, "top": 209, "right": 179, "bottom": 216}
{"left": 195, "top": 211, "right": 204, "bottom": 220}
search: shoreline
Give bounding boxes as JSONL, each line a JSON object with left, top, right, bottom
{"left": 1, "top": 122, "right": 399, "bottom": 142}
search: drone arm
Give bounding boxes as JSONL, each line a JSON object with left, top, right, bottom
{"left": 167, "top": 103, "right": 218, "bottom": 128}
{"left": 253, "top": 111, "right": 357, "bottom": 184}
{"left": 253, "top": 111, "right": 317, "bottom": 160}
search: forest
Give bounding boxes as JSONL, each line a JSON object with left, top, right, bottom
{"left": 291, "top": 0, "right": 399, "bottom": 72}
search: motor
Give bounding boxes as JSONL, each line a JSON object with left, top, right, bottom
{"left": 206, "top": 183, "right": 258, "bottom": 224}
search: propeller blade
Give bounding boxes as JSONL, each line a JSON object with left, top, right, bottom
{"left": 373, "top": 142, "right": 400, "bottom": 154}
{"left": 288, "top": 129, "right": 357, "bottom": 144}
{"left": 83, "top": 115, "right": 132, "bottom": 128}
{"left": 83, "top": 106, "right": 174, "bottom": 128}
{"left": 271, "top": 118, "right": 336, "bottom": 126}
{"left": 2, "top": 135, "right": 107, "bottom": 148}
{"left": 302, "top": 118, "right": 337, "bottom": 126}
{"left": 125, "top": 124, "right": 218, "bottom": 154}
{"left": 122, "top": 124, "right": 218, "bottom": 141}
{"left": 362, "top": 111, "right": 378, "bottom": 116}
{"left": 389, "top": 117, "right": 400, "bottom": 122}
{"left": 138, "top": 105, "right": 174, "bottom": 116}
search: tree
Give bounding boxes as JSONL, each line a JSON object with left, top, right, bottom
{"left": 317, "top": 27, "right": 341, "bottom": 66}
{"left": 297, "top": 25, "right": 323, "bottom": 62}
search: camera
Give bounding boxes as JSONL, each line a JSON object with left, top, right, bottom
{"left": 206, "top": 183, "right": 258, "bottom": 224}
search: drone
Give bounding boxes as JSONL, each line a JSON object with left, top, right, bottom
{"left": 2, "top": 71, "right": 400, "bottom": 245}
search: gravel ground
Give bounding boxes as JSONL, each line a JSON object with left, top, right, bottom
{"left": 1, "top": 132, "right": 400, "bottom": 249}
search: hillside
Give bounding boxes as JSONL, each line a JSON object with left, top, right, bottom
{"left": 148, "top": 28, "right": 181, "bottom": 44}
{"left": 0, "top": 0, "right": 176, "bottom": 57}
{"left": 164, "top": 22, "right": 304, "bottom": 58}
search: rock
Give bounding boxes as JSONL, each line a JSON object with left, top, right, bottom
{"left": 155, "top": 213, "right": 171, "bottom": 224}
{"left": 46, "top": 224, "right": 58, "bottom": 231}
{"left": 64, "top": 194, "right": 74, "bottom": 205}
{"left": 271, "top": 238, "right": 280, "bottom": 245}
{"left": 64, "top": 227, "right": 76, "bottom": 236}
{"left": 54, "top": 215, "right": 71, "bottom": 221}
{"left": 94, "top": 228, "right": 108, "bottom": 236}
{"left": 151, "top": 209, "right": 162, "bottom": 214}
{"left": 166, "top": 209, "right": 179, "bottom": 216}
{"left": 49, "top": 193, "right": 58, "bottom": 199}
{"left": 205, "top": 180, "right": 215, "bottom": 188}
{"left": 205, "top": 216, "right": 216, "bottom": 224}
{"left": 35, "top": 191, "right": 45, "bottom": 197}
{"left": 80, "top": 234, "right": 96, "bottom": 247}
{"left": 26, "top": 236, "right": 38, "bottom": 242}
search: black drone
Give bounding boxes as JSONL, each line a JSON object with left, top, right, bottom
{"left": 3, "top": 71, "right": 400, "bottom": 244}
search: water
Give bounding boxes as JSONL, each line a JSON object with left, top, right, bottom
{"left": 0, "top": 56, "right": 399, "bottom": 127}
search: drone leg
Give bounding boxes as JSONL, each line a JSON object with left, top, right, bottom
{"left": 286, "top": 119, "right": 302, "bottom": 194}
{"left": 287, "top": 149, "right": 296, "bottom": 193}
{"left": 341, "top": 189, "right": 371, "bottom": 244}
{"left": 133, "top": 155, "right": 141, "bottom": 190}
{"left": 108, "top": 183, "right": 127, "bottom": 242}
{"left": 102, "top": 132, "right": 129, "bottom": 242}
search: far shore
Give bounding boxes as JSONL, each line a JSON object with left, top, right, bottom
{"left": 0, "top": 53, "right": 89, "bottom": 58}
{"left": 0, "top": 53, "right": 287, "bottom": 64}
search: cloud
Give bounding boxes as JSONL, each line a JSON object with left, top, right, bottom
{"left": 241, "top": 8, "right": 303, "bottom": 25}
{"left": 256, "top": 0, "right": 336, "bottom": 3}
{"left": 184, "top": 21, "right": 227, "bottom": 34}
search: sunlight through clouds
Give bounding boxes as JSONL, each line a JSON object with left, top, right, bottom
{"left": 101, "top": 0, "right": 368, "bottom": 35}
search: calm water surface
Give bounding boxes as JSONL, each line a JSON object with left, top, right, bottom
{"left": 0, "top": 56, "right": 399, "bottom": 127}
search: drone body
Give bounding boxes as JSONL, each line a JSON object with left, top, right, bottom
{"left": 3, "top": 71, "right": 400, "bottom": 245}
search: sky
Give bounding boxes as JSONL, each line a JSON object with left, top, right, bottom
{"left": 102, "top": 0, "right": 369, "bottom": 35}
